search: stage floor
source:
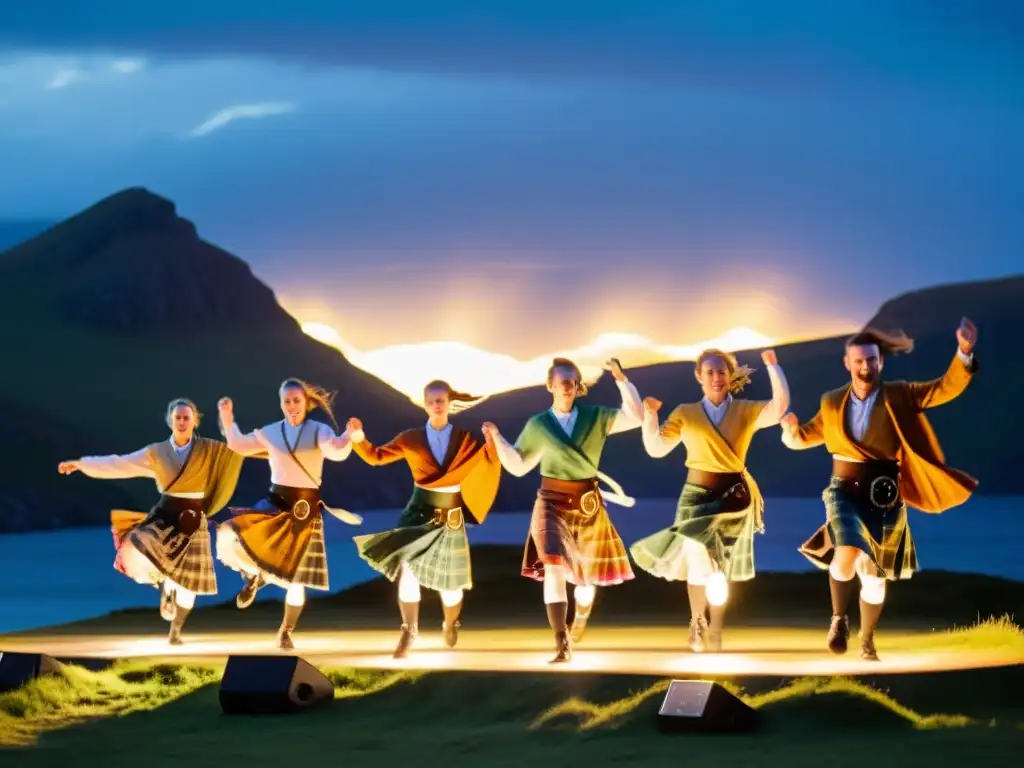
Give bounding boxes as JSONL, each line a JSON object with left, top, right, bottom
{"left": 3, "top": 625, "right": 1020, "bottom": 676}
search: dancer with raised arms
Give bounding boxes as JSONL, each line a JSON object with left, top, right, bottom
{"left": 215, "top": 378, "right": 362, "bottom": 650}
{"left": 630, "top": 349, "right": 789, "bottom": 652}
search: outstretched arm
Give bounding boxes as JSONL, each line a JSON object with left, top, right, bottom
{"left": 641, "top": 399, "right": 683, "bottom": 458}
{"left": 482, "top": 422, "right": 543, "bottom": 477}
{"left": 58, "top": 447, "right": 155, "bottom": 479}
{"left": 780, "top": 410, "right": 825, "bottom": 450}
{"left": 319, "top": 423, "right": 355, "bottom": 462}
{"left": 347, "top": 419, "right": 408, "bottom": 466}
{"left": 754, "top": 351, "right": 791, "bottom": 429}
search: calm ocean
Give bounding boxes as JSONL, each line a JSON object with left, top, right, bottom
{"left": 1, "top": 496, "right": 1020, "bottom": 634}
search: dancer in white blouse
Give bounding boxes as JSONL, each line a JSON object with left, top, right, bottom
{"left": 215, "top": 378, "right": 362, "bottom": 649}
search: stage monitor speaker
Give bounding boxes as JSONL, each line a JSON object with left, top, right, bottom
{"left": 219, "top": 655, "right": 335, "bottom": 715}
{"left": 0, "top": 651, "right": 64, "bottom": 693}
{"left": 656, "top": 680, "right": 757, "bottom": 734}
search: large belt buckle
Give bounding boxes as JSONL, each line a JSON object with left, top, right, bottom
{"left": 869, "top": 476, "right": 899, "bottom": 510}
{"left": 292, "top": 499, "right": 312, "bottom": 521}
{"left": 177, "top": 508, "right": 201, "bottom": 536}
{"left": 445, "top": 507, "right": 464, "bottom": 531}
{"left": 578, "top": 490, "right": 600, "bottom": 517}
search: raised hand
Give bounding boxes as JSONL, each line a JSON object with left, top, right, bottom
{"left": 956, "top": 317, "right": 977, "bottom": 354}
{"left": 643, "top": 397, "right": 662, "bottom": 414}
{"left": 603, "top": 358, "right": 626, "bottom": 381}
{"left": 57, "top": 460, "right": 80, "bottom": 475}
{"left": 761, "top": 349, "right": 778, "bottom": 366}
{"left": 347, "top": 417, "right": 363, "bottom": 433}
{"left": 481, "top": 422, "right": 499, "bottom": 440}
{"left": 779, "top": 412, "right": 798, "bottom": 432}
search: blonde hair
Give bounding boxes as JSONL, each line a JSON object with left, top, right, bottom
{"left": 695, "top": 349, "right": 754, "bottom": 394}
{"left": 846, "top": 327, "right": 914, "bottom": 356}
{"left": 165, "top": 398, "right": 201, "bottom": 428}
{"left": 279, "top": 378, "right": 339, "bottom": 432}
{"left": 424, "top": 379, "right": 488, "bottom": 414}
{"left": 546, "top": 357, "right": 588, "bottom": 396}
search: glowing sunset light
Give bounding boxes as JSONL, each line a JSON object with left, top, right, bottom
{"left": 300, "top": 322, "right": 775, "bottom": 402}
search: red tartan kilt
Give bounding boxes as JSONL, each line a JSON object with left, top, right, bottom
{"left": 521, "top": 488, "right": 634, "bottom": 586}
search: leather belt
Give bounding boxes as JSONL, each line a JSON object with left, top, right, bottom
{"left": 154, "top": 495, "right": 206, "bottom": 536}
{"left": 432, "top": 507, "right": 466, "bottom": 531}
{"left": 831, "top": 459, "right": 901, "bottom": 510}
{"left": 685, "top": 469, "right": 743, "bottom": 494}
{"left": 269, "top": 484, "right": 322, "bottom": 521}
{"left": 540, "top": 476, "right": 602, "bottom": 517}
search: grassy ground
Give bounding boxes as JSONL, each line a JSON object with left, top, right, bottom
{"left": 2, "top": 652, "right": 1022, "bottom": 766}
{"left": 2, "top": 549, "right": 1022, "bottom": 765}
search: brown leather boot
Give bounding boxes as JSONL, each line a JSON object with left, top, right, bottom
{"left": 858, "top": 599, "right": 883, "bottom": 661}
{"left": 277, "top": 602, "right": 302, "bottom": 650}
{"left": 168, "top": 606, "right": 190, "bottom": 645}
{"left": 393, "top": 601, "right": 419, "bottom": 659}
{"left": 236, "top": 573, "right": 264, "bottom": 609}
{"left": 442, "top": 600, "right": 463, "bottom": 648}
{"left": 546, "top": 602, "right": 571, "bottom": 663}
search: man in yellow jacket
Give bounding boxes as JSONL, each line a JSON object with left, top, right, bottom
{"left": 781, "top": 318, "right": 978, "bottom": 660}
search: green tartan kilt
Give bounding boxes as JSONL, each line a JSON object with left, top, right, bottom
{"left": 630, "top": 482, "right": 758, "bottom": 582}
{"left": 353, "top": 487, "right": 472, "bottom": 592}
{"left": 798, "top": 478, "right": 918, "bottom": 581}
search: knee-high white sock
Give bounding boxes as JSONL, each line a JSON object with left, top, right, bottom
{"left": 285, "top": 584, "right": 306, "bottom": 607}
{"left": 174, "top": 587, "right": 197, "bottom": 610}
{"left": 398, "top": 562, "right": 422, "bottom": 603}
{"left": 682, "top": 537, "right": 713, "bottom": 586}
{"left": 439, "top": 589, "right": 463, "bottom": 608}
{"left": 856, "top": 555, "right": 886, "bottom": 604}
{"left": 543, "top": 565, "right": 568, "bottom": 604}
{"left": 573, "top": 585, "right": 596, "bottom": 608}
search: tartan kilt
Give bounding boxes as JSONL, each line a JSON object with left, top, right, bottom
{"left": 110, "top": 508, "right": 217, "bottom": 595}
{"left": 522, "top": 488, "right": 634, "bottom": 587}
{"left": 630, "top": 482, "right": 758, "bottom": 583}
{"left": 353, "top": 488, "right": 472, "bottom": 592}
{"left": 216, "top": 496, "right": 329, "bottom": 591}
{"left": 799, "top": 478, "right": 918, "bottom": 581}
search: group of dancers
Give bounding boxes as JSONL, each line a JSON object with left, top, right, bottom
{"left": 56, "top": 317, "right": 979, "bottom": 663}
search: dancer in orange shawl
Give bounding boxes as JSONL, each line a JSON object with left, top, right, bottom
{"left": 350, "top": 380, "right": 501, "bottom": 658}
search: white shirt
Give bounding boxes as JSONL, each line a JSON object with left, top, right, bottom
{"left": 225, "top": 418, "right": 353, "bottom": 488}
{"left": 75, "top": 436, "right": 205, "bottom": 499}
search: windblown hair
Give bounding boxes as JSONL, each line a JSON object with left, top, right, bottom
{"left": 694, "top": 349, "right": 754, "bottom": 395}
{"left": 424, "top": 379, "right": 488, "bottom": 414}
{"left": 547, "top": 357, "right": 588, "bottom": 397}
{"left": 165, "top": 398, "right": 201, "bottom": 428}
{"left": 845, "top": 327, "right": 915, "bottom": 356}
{"left": 279, "top": 378, "right": 340, "bottom": 432}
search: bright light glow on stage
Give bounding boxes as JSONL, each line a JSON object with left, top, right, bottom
{"left": 5, "top": 627, "right": 1019, "bottom": 678}
{"left": 299, "top": 323, "right": 775, "bottom": 402}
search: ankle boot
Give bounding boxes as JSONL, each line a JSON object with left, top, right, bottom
{"left": 394, "top": 601, "right": 420, "bottom": 659}
{"left": 546, "top": 602, "right": 571, "bottom": 663}
{"left": 168, "top": 606, "right": 190, "bottom": 645}
{"left": 442, "top": 600, "right": 463, "bottom": 648}
{"left": 277, "top": 602, "right": 303, "bottom": 650}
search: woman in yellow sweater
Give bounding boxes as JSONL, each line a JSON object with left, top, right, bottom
{"left": 630, "top": 348, "right": 789, "bottom": 652}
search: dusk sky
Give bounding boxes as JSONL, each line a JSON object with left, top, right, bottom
{"left": 1, "top": 2, "right": 1021, "bottom": 364}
